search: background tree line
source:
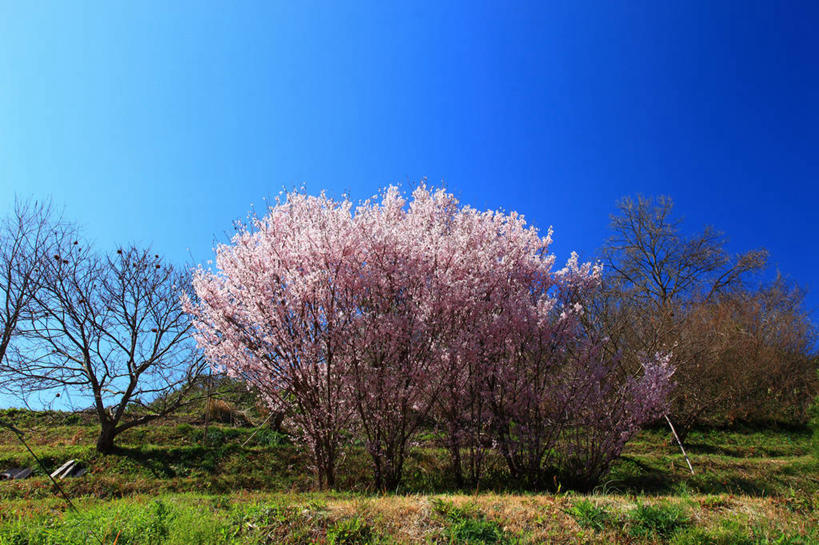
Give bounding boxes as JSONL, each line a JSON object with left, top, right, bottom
{"left": 594, "top": 195, "right": 817, "bottom": 441}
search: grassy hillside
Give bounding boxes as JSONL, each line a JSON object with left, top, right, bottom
{"left": 0, "top": 410, "right": 816, "bottom": 544}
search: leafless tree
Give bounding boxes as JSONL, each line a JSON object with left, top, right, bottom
{"left": 6, "top": 239, "right": 207, "bottom": 453}
{"left": 603, "top": 195, "right": 767, "bottom": 311}
{"left": 599, "top": 195, "right": 769, "bottom": 439}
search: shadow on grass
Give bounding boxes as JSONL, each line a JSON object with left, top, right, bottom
{"left": 610, "top": 456, "right": 678, "bottom": 495}
{"left": 682, "top": 443, "right": 747, "bottom": 457}
{"left": 114, "top": 446, "right": 179, "bottom": 479}
{"left": 113, "top": 444, "right": 237, "bottom": 479}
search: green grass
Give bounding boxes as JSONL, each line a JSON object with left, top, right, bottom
{"left": 1, "top": 420, "right": 815, "bottom": 499}
{"left": 431, "top": 499, "right": 518, "bottom": 544}
{"left": 0, "top": 496, "right": 231, "bottom": 545}
{"left": 565, "top": 499, "right": 611, "bottom": 532}
{"left": 0, "top": 410, "right": 817, "bottom": 543}
{"left": 627, "top": 502, "right": 691, "bottom": 539}
{"left": 326, "top": 517, "right": 380, "bottom": 545}
{"left": 0, "top": 493, "right": 816, "bottom": 545}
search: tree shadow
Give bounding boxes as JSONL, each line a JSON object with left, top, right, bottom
{"left": 683, "top": 443, "right": 746, "bottom": 457}
{"left": 610, "top": 456, "right": 678, "bottom": 495}
{"left": 114, "top": 446, "right": 181, "bottom": 479}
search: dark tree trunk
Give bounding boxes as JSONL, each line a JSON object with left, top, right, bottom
{"left": 313, "top": 438, "right": 338, "bottom": 490}
{"left": 270, "top": 411, "right": 285, "bottom": 433}
{"left": 324, "top": 462, "right": 336, "bottom": 489}
{"left": 468, "top": 444, "right": 484, "bottom": 488}
{"left": 449, "top": 439, "right": 464, "bottom": 488}
{"left": 381, "top": 451, "right": 404, "bottom": 492}
{"left": 381, "top": 463, "right": 402, "bottom": 492}
{"left": 373, "top": 457, "right": 383, "bottom": 491}
{"left": 96, "top": 422, "right": 118, "bottom": 454}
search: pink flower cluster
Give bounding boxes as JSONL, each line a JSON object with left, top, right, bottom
{"left": 185, "top": 185, "right": 673, "bottom": 490}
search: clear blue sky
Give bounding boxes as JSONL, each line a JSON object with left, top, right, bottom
{"left": 1, "top": 2, "right": 817, "bottom": 316}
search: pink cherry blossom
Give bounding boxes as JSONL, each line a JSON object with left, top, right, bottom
{"left": 185, "top": 184, "right": 674, "bottom": 490}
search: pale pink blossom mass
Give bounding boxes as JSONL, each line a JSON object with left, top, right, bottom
{"left": 184, "top": 185, "right": 673, "bottom": 490}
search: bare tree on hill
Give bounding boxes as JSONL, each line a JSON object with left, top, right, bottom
{"left": 1, "top": 227, "right": 207, "bottom": 452}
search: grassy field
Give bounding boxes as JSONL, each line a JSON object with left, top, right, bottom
{"left": 0, "top": 410, "right": 816, "bottom": 544}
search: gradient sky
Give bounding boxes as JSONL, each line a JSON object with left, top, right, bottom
{"left": 1, "top": 1, "right": 817, "bottom": 321}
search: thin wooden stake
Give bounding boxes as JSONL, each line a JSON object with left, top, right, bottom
{"left": 241, "top": 411, "right": 276, "bottom": 448}
{"left": 664, "top": 414, "right": 694, "bottom": 475}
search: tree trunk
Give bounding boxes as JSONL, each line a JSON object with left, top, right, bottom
{"left": 325, "top": 461, "right": 336, "bottom": 489}
{"left": 270, "top": 411, "right": 285, "bottom": 433}
{"left": 96, "top": 422, "right": 118, "bottom": 454}
{"left": 468, "top": 444, "right": 484, "bottom": 488}
{"left": 382, "top": 467, "right": 401, "bottom": 492}
{"left": 373, "top": 458, "right": 383, "bottom": 491}
{"left": 449, "top": 439, "right": 464, "bottom": 488}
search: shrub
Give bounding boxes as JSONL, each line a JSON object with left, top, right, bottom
{"left": 205, "top": 399, "right": 252, "bottom": 427}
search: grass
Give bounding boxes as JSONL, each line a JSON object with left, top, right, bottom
{"left": 565, "top": 498, "right": 611, "bottom": 531}
{"left": 0, "top": 493, "right": 816, "bottom": 544}
{"left": 431, "top": 498, "right": 518, "bottom": 544}
{"left": 0, "top": 410, "right": 817, "bottom": 543}
{"left": 326, "top": 517, "right": 379, "bottom": 545}
{"left": 627, "top": 502, "right": 691, "bottom": 539}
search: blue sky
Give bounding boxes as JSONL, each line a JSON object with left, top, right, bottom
{"left": 1, "top": 1, "right": 817, "bottom": 319}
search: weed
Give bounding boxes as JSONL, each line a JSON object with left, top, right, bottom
{"left": 751, "top": 524, "right": 819, "bottom": 545}
{"left": 327, "top": 516, "right": 378, "bottom": 545}
{"left": 564, "top": 499, "right": 611, "bottom": 531}
{"left": 432, "top": 499, "right": 516, "bottom": 544}
{"left": 780, "top": 488, "right": 817, "bottom": 515}
{"left": 699, "top": 495, "right": 734, "bottom": 510}
{"left": 449, "top": 517, "right": 508, "bottom": 544}
{"left": 627, "top": 501, "right": 691, "bottom": 539}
